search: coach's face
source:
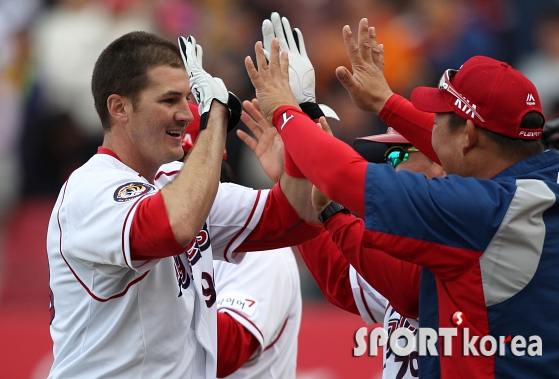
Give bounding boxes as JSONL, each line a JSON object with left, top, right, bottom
{"left": 127, "top": 65, "right": 194, "bottom": 167}
{"left": 432, "top": 113, "right": 464, "bottom": 176}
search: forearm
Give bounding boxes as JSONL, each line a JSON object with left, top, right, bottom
{"left": 236, "top": 183, "right": 321, "bottom": 252}
{"left": 274, "top": 106, "right": 368, "bottom": 217}
{"left": 161, "top": 103, "right": 227, "bottom": 246}
{"left": 379, "top": 94, "right": 439, "bottom": 164}
{"left": 325, "top": 212, "right": 420, "bottom": 318}
{"left": 298, "top": 231, "right": 359, "bottom": 314}
{"left": 278, "top": 174, "right": 319, "bottom": 225}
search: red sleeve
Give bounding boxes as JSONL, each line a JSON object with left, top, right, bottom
{"left": 274, "top": 106, "right": 368, "bottom": 217}
{"left": 379, "top": 94, "right": 439, "bottom": 165}
{"left": 298, "top": 230, "right": 359, "bottom": 315}
{"left": 130, "top": 192, "right": 184, "bottom": 260}
{"left": 217, "top": 312, "right": 260, "bottom": 378}
{"left": 236, "top": 181, "right": 321, "bottom": 252}
{"left": 324, "top": 212, "right": 421, "bottom": 319}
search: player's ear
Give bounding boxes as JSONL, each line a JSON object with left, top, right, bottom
{"left": 107, "top": 94, "right": 131, "bottom": 124}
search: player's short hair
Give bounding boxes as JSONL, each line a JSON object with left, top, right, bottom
{"left": 92, "top": 31, "right": 184, "bottom": 130}
{"left": 447, "top": 111, "right": 544, "bottom": 160}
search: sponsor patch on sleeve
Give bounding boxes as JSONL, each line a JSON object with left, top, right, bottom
{"left": 113, "top": 182, "right": 156, "bottom": 202}
{"left": 216, "top": 290, "right": 258, "bottom": 317}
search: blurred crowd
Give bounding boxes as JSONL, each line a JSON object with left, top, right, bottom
{"left": 1, "top": 0, "right": 559, "bottom": 298}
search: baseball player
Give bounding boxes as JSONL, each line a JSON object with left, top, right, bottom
{"left": 46, "top": 31, "right": 319, "bottom": 379}
{"left": 247, "top": 16, "right": 558, "bottom": 379}
{"left": 182, "top": 102, "right": 302, "bottom": 379}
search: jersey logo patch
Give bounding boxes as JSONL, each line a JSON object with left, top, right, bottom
{"left": 113, "top": 182, "right": 156, "bottom": 202}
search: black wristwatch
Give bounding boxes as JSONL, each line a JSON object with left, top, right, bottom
{"left": 318, "top": 202, "right": 350, "bottom": 224}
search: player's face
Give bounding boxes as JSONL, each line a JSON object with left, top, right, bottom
{"left": 127, "top": 65, "right": 193, "bottom": 168}
{"left": 396, "top": 152, "right": 445, "bottom": 179}
{"left": 432, "top": 113, "right": 464, "bottom": 175}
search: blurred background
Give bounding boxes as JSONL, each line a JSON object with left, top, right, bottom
{"left": 1, "top": 0, "right": 559, "bottom": 378}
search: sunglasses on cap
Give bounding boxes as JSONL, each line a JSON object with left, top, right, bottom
{"left": 384, "top": 146, "right": 420, "bottom": 168}
{"left": 438, "top": 69, "right": 485, "bottom": 123}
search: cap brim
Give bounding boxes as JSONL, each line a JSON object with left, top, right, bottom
{"left": 411, "top": 87, "right": 453, "bottom": 113}
{"left": 353, "top": 139, "right": 388, "bottom": 164}
{"left": 356, "top": 133, "right": 409, "bottom": 144}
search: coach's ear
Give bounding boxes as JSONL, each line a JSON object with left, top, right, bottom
{"left": 462, "top": 119, "right": 479, "bottom": 156}
{"left": 107, "top": 94, "right": 131, "bottom": 124}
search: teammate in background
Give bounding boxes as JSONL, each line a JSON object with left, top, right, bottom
{"left": 182, "top": 102, "right": 301, "bottom": 379}
{"left": 238, "top": 95, "right": 441, "bottom": 379}
{"left": 46, "top": 31, "right": 320, "bottom": 379}
{"left": 300, "top": 128, "right": 444, "bottom": 379}
{"left": 247, "top": 16, "right": 559, "bottom": 379}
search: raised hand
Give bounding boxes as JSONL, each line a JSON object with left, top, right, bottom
{"left": 335, "top": 18, "right": 394, "bottom": 115}
{"left": 262, "top": 12, "right": 339, "bottom": 121}
{"left": 237, "top": 99, "right": 284, "bottom": 182}
{"left": 178, "top": 36, "right": 242, "bottom": 131}
{"left": 245, "top": 38, "right": 299, "bottom": 125}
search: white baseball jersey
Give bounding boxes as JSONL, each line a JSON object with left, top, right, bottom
{"left": 349, "top": 266, "right": 419, "bottom": 379}
{"left": 214, "top": 247, "right": 301, "bottom": 379}
{"left": 47, "top": 153, "right": 268, "bottom": 379}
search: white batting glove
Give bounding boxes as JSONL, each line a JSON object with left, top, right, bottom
{"left": 262, "top": 13, "right": 339, "bottom": 121}
{"left": 179, "top": 35, "right": 237, "bottom": 131}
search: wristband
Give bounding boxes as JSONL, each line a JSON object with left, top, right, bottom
{"left": 300, "top": 102, "right": 325, "bottom": 120}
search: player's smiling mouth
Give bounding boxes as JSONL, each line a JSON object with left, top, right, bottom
{"left": 166, "top": 130, "right": 182, "bottom": 137}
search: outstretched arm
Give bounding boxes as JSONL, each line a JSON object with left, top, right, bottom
{"left": 245, "top": 38, "right": 368, "bottom": 216}
{"left": 322, "top": 212, "right": 421, "bottom": 318}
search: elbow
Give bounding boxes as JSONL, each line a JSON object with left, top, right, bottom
{"left": 169, "top": 217, "right": 203, "bottom": 248}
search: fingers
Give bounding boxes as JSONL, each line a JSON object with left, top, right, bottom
{"left": 244, "top": 98, "right": 267, "bottom": 127}
{"left": 240, "top": 104, "right": 263, "bottom": 139}
{"left": 196, "top": 44, "right": 203, "bottom": 65}
{"left": 336, "top": 66, "right": 356, "bottom": 90}
{"left": 369, "top": 27, "right": 384, "bottom": 72}
{"left": 342, "top": 24, "right": 364, "bottom": 68}
{"left": 252, "top": 98, "right": 261, "bottom": 113}
{"left": 281, "top": 16, "right": 298, "bottom": 52}
{"left": 357, "top": 18, "right": 373, "bottom": 65}
{"left": 255, "top": 40, "right": 270, "bottom": 73}
{"left": 236, "top": 129, "right": 258, "bottom": 152}
{"left": 269, "top": 38, "right": 282, "bottom": 73}
{"left": 245, "top": 55, "right": 260, "bottom": 87}
{"left": 271, "top": 12, "right": 290, "bottom": 51}
{"left": 262, "top": 19, "right": 274, "bottom": 52}
{"left": 318, "top": 116, "right": 334, "bottom": 136}
{"left": 293, "top": 28, "right": 307, "bottom": 58}
{"left": 377, "top": 43, "right": 385, "bottom": 71}
{"left": 280, "top": 49, "right": 290, "bottom": 82}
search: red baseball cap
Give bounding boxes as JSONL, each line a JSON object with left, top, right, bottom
{"left": 411, "top": 56, "right": 545, "bottom": 140}
{"left": 182, "top": 102, "right": 228, "bottom": 160}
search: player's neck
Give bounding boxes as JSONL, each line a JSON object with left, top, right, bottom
{"left": 102, "top": 133, "right": 158, "bottom": 183}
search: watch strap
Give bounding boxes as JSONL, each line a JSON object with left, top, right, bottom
{"left": 318, "top": 201, "right": 350, "bottom": 223}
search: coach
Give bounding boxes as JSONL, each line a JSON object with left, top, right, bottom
{"left": 245, "top": 19, "right": 559, "bottom": 379}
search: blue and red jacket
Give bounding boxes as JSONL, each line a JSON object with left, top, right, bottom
{"left": 275, "top": 97, "right": 559, "bottom": 378}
